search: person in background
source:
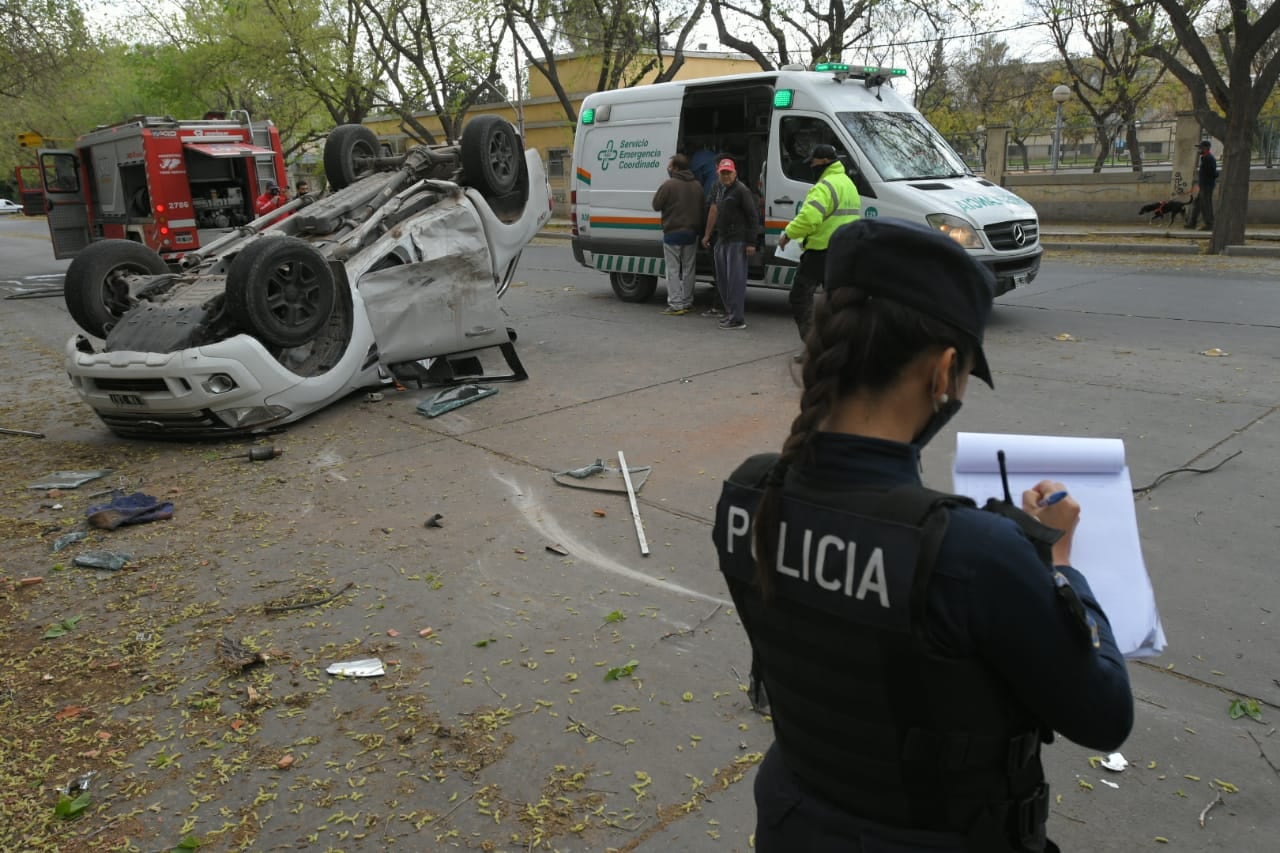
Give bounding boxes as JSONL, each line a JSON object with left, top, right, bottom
{"left": 777, "top": 143, "right": 860, "bottom": 351}
{"left": 254, "top": 181, "right": 288, "bottom": 218}
{"left": 652, "top": 153, "right": 706, "bottom": 315}
{"left": 295, "top": 180, "right": 311, "bottom": 196}
{"left": 1185, "top": 140, "right": 1218, "bottom": 231}
{"left": 701, "top": 158, "right": 760, "bottom": 331}
{"left": 713, "top": 218, "right": 1133, "bottom": 852}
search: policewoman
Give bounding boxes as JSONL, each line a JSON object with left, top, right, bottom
{"left": 712, "top": 219, "right": 1133, "bottom": 852}
{"left": 777, "top": 143, "right": 860, "bottom": 344}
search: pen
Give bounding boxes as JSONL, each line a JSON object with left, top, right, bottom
{"left": 1038, "top": 490, "right": 1068, "bottom": 508}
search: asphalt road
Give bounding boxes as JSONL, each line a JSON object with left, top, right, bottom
{"left": 1, "top": 221, "right": 1277, "bottom": 851}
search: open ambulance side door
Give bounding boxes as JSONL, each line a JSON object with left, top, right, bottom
{"left": 39, "top": 150, "right": 92, "bottom": 259}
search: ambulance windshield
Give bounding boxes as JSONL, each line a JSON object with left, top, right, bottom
{"left": 837, "top": 112, "right": 970, "bottom": 181}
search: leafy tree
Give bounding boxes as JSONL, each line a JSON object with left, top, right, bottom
{"left": 1109, "top": 0, "right": 1280, "bottom": 251}
{"left": 355, "top": 0, "right": 509, "bottom": 143}
{"left": 0, "top": 0, "right": 92, "bottom": 100}
{"left": 1035, "top": 0, "right": 1168, "bottom": 173}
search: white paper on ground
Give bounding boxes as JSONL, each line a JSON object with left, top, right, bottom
{"left": 951, "top": 432, "right": 1166, "bottom": 658}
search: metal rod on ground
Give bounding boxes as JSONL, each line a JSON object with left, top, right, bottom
{"left": 0, "top": 427, "right": 45, "bottom": 438}
{"left": 617, "top": 451, "right": 649, "bottom": 557}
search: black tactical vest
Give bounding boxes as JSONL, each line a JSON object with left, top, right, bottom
{"left": 713, "top": 454, "right": 1050, "bottom": 852}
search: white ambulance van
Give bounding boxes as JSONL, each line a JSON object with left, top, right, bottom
{"left": 571, "top": 64, "right": 1041, "bottom": 302}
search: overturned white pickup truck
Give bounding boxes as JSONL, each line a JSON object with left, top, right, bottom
{"left": 63, "top": 117, "right": 550, "bottom": 438}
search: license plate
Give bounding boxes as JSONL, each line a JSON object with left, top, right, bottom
{"left": 109, "top": 393, "right": 145, "bottom": 407}
{"left": 1013, "top": 273, "right": 1029, "bottom": 288}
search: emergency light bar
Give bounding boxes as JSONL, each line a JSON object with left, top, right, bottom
{"left": 812, "top": 62, "right": 907, "bottom": 87}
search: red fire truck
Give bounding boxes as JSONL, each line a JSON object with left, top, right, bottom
{"left": 38, "top": 110, "right": 287, "bottom": 262}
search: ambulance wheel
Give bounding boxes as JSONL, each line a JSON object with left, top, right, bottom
{"left": 609, "top": 271, "right": 657, "bottom": 303}
{"left": 63, "top": 240, "right": 168, "bottom": 338}
{"left": 461, "top": 115, "right": 520, "bottom": 198}
{"left": 324, "top": 124, "right": 380, "bottom": 190}
{"left": 226, "top": 238, "right": 337, "bottom": 348}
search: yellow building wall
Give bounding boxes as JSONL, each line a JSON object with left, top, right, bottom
{"left": 363, "top": 51, "right": 763, "bottom": 212}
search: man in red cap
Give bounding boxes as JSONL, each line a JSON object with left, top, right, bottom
{"left": 701, "top": 157, "right": 760, "bottom": 330}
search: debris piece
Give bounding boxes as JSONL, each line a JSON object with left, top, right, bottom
{"left": 86, "top": 491, "right": 173, "bottom": 530}
{"left": 1053, "top": 333, "right": 1077, "bottom": 342}
{"left": 51, "top": 532, "right": 87, "bottom": 552}
{"left": 1199, "top": 348, "right": 1229, "bottom": 357}
{"left": 245, "top": 685, "right": 265, "bottom": 707}
{"left": 618, "top": 450, "right": 650, "bottom": 557}
{"left": 546, "top": 544, "right": 569, "bottom": 556}
{"left": 417, "top": 383, "right": 497, "bottom": 418}
{"left": 41, "top": 502, "right": 63, "bottom": 510}
{"left": 387, "top": 629, "right": 400, "bottom": 638}
{"left": 57, "top": 771, "right": 97, "bottom": 796}
{"left": 217, "top": 637, "right": 267, "bottom": 672}
{"left": 29, "top": 471, "right": 110, "bottom": 490}
{"left": 277, "top": 754, "right": 295, "bottom": 769}
{"left": 1100, "top": 752, "right": 1128, "bottom": 772}
{"left": 72, "top": 551, "right": 132, "bottom": 571}
{"left": 1098, "top": 778, "right": 1119, "bottom": 788}
{"left": 1199, "top": 792, "right": 1224, "bottom": 827}
{"left": 553, "top": 458, "right": 653, "bottom": 493}
{"left": 19, "top": 576, "right": 44, "bottom": 587}
{"left": 365, "top": 392, "right": 384, "bottom": 402}
{"left": 0, "top": 426, "right": 45, "bottom": 438}
{"left": 424, "top": 513, "right": 444, "bottom": 528}
{"left": 418, "top": 627, "right": 434, "bottom": 638}
{"left": 263, "top": 580, "right": 355, "bottom": 613}
{"left": 222, "top": 446, "right": 282, "bottom": 461}
{"left": 326, "top": 658, "right": 385, "bottom": 678}
{"left": 592, "top": 509, "right": 607, "bottom": 517}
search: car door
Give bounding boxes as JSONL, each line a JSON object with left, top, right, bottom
{"left": 39, "top": 150, "right": 92, "bottom": 259}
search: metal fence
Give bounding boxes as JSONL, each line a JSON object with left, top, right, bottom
{"left": 947, "top": 115, "right": 1280, "bottom": 174}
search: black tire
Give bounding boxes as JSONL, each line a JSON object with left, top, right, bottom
{"left": 461, "top": 115, "right": 520, "bottom": 198}
{"left": 323, "top": 125, "right": 380, "bottom": 190}
{"left": 609, "top": 271, "right": 658, "bottom": 303}
{"left": 64, "top": 240, "right": 168, "bottom": 337}
{"left": 225, "top": 238, "right": 337, "bottom": 348}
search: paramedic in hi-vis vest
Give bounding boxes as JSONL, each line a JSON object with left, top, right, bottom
{"left": 777, "top": 144, "right": 860, "bottom": 346}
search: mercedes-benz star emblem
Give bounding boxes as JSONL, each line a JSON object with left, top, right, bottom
{"left": 1012, "top": 223, "right": 1026, "bottom": 246}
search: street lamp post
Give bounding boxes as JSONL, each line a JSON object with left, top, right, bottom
{"left": 1051, "top": 85, "right": 1071, "bottom": 172}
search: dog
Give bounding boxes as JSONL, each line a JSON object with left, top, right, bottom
{"left": 1138, "top": 196, "right": 1194, "bottom": 227}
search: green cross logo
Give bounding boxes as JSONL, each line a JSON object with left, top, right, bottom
{"left": 598, "top": 140, "right": 619, "bottom": 171}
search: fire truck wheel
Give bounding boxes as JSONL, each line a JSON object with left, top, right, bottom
{"left": 225, "top": 238, "right": 337, "bottom": 349}
{"left": 461, "top": 115, "right": 521, "bottom": 198}
{"left": 63, "top": 240, "right": 169, "bottom": 338}
{"left": 324, "top": 125, "right": 380, "bottom": 190}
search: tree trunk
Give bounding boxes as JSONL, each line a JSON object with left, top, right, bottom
{"left": 1126, "top": 125, "right": 1143, "bottom": 173}
{"left": 1091, "top": 129, "right": 1110, "bottom": 173}
{"left": 1211, "top": 114, "right": 1254, "bottom": 253}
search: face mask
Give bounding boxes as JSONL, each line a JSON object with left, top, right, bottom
{"left": 912, "top": 397, "right": 962, "bottom": 449}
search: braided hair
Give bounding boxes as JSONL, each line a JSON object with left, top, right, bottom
{"left": 751, "top": 288, "right": 977, "bottom": 597}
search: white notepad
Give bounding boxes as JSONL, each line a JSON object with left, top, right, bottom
{"left": 952, "top": 432, "right": 1166, "bottom": 658}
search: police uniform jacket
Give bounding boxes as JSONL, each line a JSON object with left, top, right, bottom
{"left": 713, "top": 433, "right": 1133, "bottom": 851}
{"left": 783, "top": 161, "right": 861, "bottom": 251}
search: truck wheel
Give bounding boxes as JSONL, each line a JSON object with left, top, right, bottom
{"left": 324, "top": 125, "right": 380, "bottom": 190}
{"left": 609, "top": 272, "right": 657, "bottom": 303}
{"left": 64, "top": 240, "right": 168, "bottom": 337}
{"left": 461, "top": 115, "right": 520, "bottom": 198}
{"left": 225, "top": 238, "right": 337, "bottom": 348}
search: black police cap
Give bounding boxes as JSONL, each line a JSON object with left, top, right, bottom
{"left": 824, "top": 218, "right": 995, "bottom": 387}
{"left": 808, "top": 143, "right": 839, "bottom": 164}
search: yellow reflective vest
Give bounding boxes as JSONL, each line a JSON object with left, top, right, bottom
{"left": 783, "top": 161, "right": 861, "bottom": 251}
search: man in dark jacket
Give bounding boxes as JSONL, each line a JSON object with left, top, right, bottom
{"left": 652, "top": 154, "right": 706, "bottom": 315}
{"left": 701, "top": 158, "right": 759, "bottom": 330}
{"left": 1186, "top": 140, "right": 1218, "bottom": 231}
